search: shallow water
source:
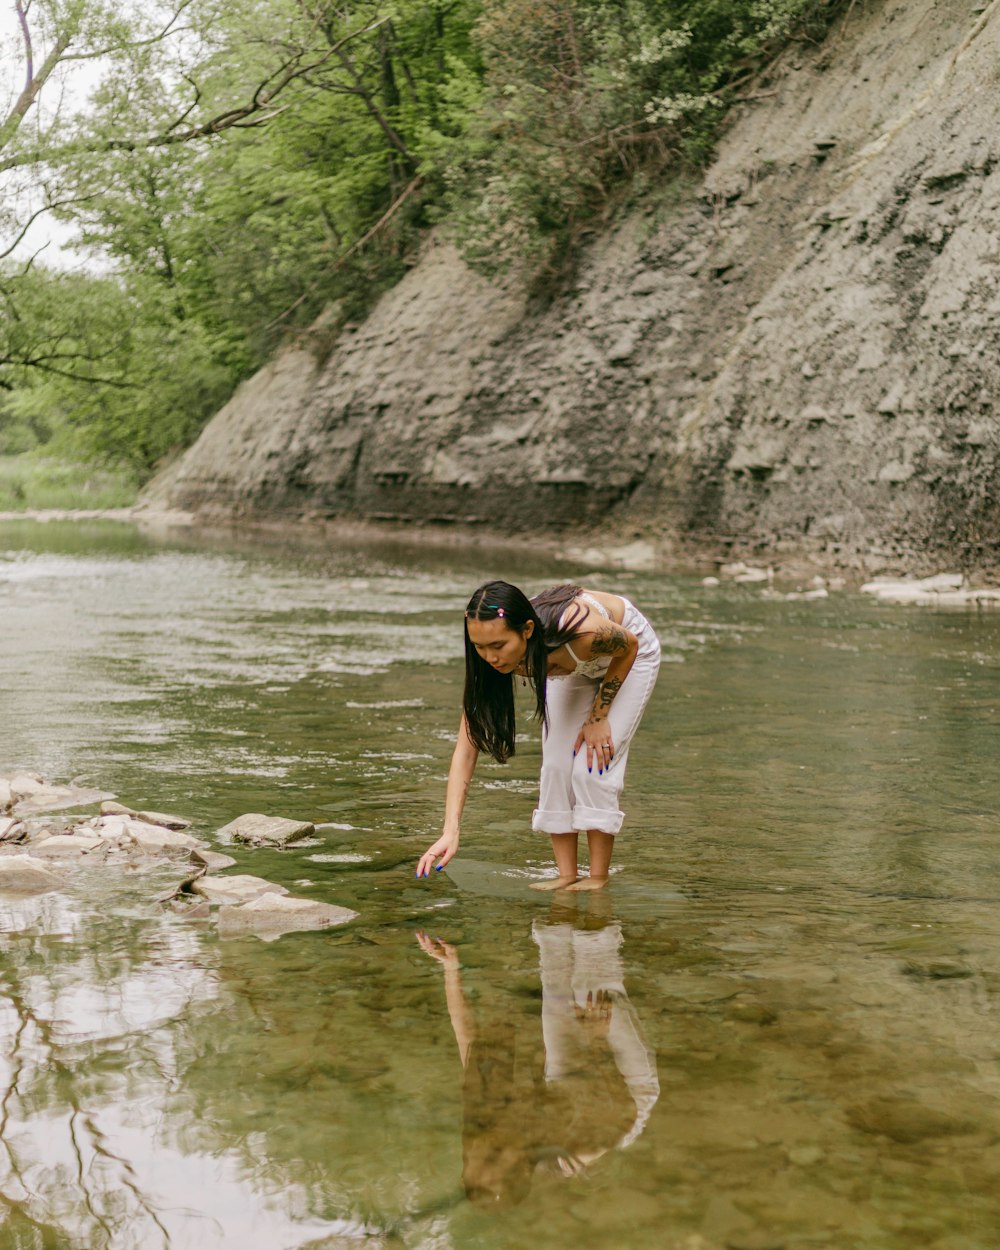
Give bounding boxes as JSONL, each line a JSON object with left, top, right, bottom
{"left": 2, "top": 519, "right": 1000, "bottom": 1250}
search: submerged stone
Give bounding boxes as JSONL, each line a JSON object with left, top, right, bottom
{"left": 12, "top": 781, "right": 115, "bottom": 816}
{"left": 191, "top": 874, "right": 288, "bottom": 904}
{"left": 217, "top": 813, "right": 316, "bottom": 847}
{"left": 216, "top": 892, "right": 358, "bottom": 941}
{"left": 0, "top": 855, "right": 63, "bottom": 893}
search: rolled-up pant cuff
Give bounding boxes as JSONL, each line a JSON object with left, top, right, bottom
{"left": 532, "top": 806, "right": 623, "bottom": 835}
{"left": 532, "top": 808, "right": 574, "bottom": 834}
{"left": 571, "top": 805, "right": 623, "bottom": 835}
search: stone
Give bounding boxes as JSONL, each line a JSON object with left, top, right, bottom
{"left": 189, "top": 848, "right": 238, "bottom": 871}
{"left": 787, "top": 1145, "right": 825, "bottom": 1166}
{"left": 191, "top": 874, "right": 288, "bottom": 904}
{"left": 0, "top": 779, "right": 11, "bottom": 811}
{"left": 100, "top": 801, "right": 133, "bottom": 817}
{"left": 877, "top": 460, "right": 914, "bottom": 484}
{"left": 733, "top": 566, "right": 771, "bottom": 584}
{"left": 124, "top": 820, "right": 206, "bottom": 855}
{"left": 100, "top": 800, "right": 192, "bottom": 829}
{"left": 8, "top": 773, "right": 44, "bottom": 798}
{"left": 12, "top": 782, "right": 115, "bottom": 816}
{"left": 32, "top": 835, "right": 105, "bottom": 857}
{"left": 0, "top": 855, "right": 62, "bottom": 893}
{"left": 87, "top": 815, "right": 132, "bottom": 842}
{"left": 846, "top": 1097, "right": 976, "bottom": 1143}
{"left": 0, "top": 818, "right": 26, "bottom": 843}
{"left": 217, "top": 813, "right": 316, "bottom": 847}
{"left": 702, "top": 576, "right": 721, "bottom": 587}
{"left": 137, "top": 809, "right": 192, "bottom": 830}
{"left": 917, "top": 572, "right": 964, "bottom": 591}
{"left": 216, "top": 892, "right": 358, "bottom": 941}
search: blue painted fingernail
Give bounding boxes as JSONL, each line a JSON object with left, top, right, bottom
{"left": 435, "top": 864, "right": 443, "bottom": 871}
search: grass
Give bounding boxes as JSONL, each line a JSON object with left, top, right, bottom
{"left": 0, "top": 455, "right": 139, "bottom": 512}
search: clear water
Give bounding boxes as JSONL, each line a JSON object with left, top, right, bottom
{"left": 2, "top": 519, "right": 1000, "bottom": 1250}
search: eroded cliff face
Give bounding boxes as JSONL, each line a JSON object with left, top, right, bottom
{"left": 142, "top": 0, "right": 1000, "bottom": 569}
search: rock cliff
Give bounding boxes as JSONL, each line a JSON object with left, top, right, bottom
{"left": 142, "top": 0, "right": 1000, "bottom": 570}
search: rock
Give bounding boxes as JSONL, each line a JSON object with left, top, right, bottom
{"left": 0, "top": 855, "right": 63, "bottom": 893}
{"left": 877, "top": 460, "right": 914, "bottom": 484}
{"left": 787, "top": 1145, "right": 825, "bottom": 1166}
{"left": 630, "top": 271, "right": 666, "bottom": 296}
{"left": 86, "top": 815, "right": 132, "bottom": 842}
{"left": 216, "top": 892, "right": 358, "bottom": 941}
{"left": 100, "top": 799, "right": 192, "bottom": 829}
{"left": 100, "top": 801, "right": 133, "bottom": 817}
{"left": 191, "top": 874, "right": 288, "bottom": 905}
{"left": 733, "top": 566, "right": 771, "bottom": 584}
{"left": 124, "top": 820, "right": 206, "bottom": 855}
{"left": 0, "top": 818, "right": 26, "bottom": 843}
{"left": 32, "top": 834, "right": 106, "bottom": 857}
{"left": 137, "top": 809, "right": 192, "bottom": 830}
{"left": 916, "top": 572, "right": 964, "bottom": 592}
{"left": 189, "top": 848, "right": 238, "bottom": 871}
{"left": 8, "top": 773, "right": 44, "bottom": 798}
{"left": 0, "top": 779, "right": 11, "bottom": 812}
{"left": 13, "top": 782, "right": 115, "bottom": 816}
{"left": 846, "top": 1097, "right": 976, "bottom": 1143}
{"left": 217, "top": 813, "right": 315, "bottom": 847}
{"left": 702, "top": 576, "right": 721, "bottom": 587}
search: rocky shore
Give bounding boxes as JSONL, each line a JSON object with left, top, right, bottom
{"left": 0, "top": 773, "right": 357, "bottom": 941}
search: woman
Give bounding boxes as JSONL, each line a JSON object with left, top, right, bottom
{"left": 416, "top": 580, "right": 661, "bottom": 890}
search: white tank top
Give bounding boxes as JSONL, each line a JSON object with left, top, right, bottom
{"left": 558, "top": 592, "right": 613, "bottom": 679}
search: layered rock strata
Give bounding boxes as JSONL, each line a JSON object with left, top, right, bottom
{"left": 142, "top": 1, "right": 1000, "bottom": 568}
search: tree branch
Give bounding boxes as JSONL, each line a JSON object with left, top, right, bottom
{"left": 0, "top": 14, "right": 389, "bottom": 172}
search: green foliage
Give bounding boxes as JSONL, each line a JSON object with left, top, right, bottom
{"left": 0, "top": 454, "right": 137, "bottom": 511}
{"left": 441, "top": 0, "right": 844, "bottom": 279}
{"left": 2, "top": 0, "right": 846, "bottom": 476}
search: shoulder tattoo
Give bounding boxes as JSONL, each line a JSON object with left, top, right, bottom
{"left": 589, "top": 624, "right": 630, "bottom": 657}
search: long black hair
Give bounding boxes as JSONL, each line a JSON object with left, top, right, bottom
{"left": 463, "top": 581, "right": 548, "bottom": 763}
{"left": 530, "top": 584, "right": 588, "bottom": 650}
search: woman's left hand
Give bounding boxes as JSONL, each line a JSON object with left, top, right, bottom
{"left": 574, "top": 720, "right": 614, "bottom": 774}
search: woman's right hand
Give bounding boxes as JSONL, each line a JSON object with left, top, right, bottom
{"left": 416, "top": 831, "right": 459, "bottom": 878}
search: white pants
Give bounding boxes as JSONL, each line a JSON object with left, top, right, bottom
{"left": 533, "top": 919, "right": 660, "bottom": 1149}
{"left": 532, "top": 599, "right": 660, "bottom": 836}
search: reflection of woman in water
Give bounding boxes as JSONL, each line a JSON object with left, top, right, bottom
{"left": 416, "top": 902, "right": 659, "bottom": 1206}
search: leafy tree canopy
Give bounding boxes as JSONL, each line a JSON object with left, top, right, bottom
{"left": 1, "top": 0, "right": 844, "bottom": 474}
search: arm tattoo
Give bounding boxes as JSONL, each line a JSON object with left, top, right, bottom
{"left": 594, "top": 676, "right": 623, "bottom": 715}
{"left": 589, "top": 624, "right": 630, "bottom": 657}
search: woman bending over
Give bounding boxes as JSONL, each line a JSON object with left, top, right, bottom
{"left": 416, "top": 581, "right": 661, "bottom": 890}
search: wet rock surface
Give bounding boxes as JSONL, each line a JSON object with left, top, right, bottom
{"left": 216, "top": 893, "right": 359, "bottom": 941}
{"left": 191, "top": 874, "right": 288, "bottom": 905}
{"left": 218, "top": 812, "right": 316, "bottom": 847}
{"left": 0, "top": 854, "right": 63, "bottom": 893}
{"left": 1, "top": 774, "right": 357, "bottom": 939}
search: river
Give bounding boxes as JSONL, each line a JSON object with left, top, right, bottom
{"left": 2, "top": 518, "right": 999, "bottom": 1250}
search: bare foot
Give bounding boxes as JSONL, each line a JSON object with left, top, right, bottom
{"left": 563, "top": 876, "right": 609, "bottom": 892}
{"left": 529, "top": 875, "right": 580, "bottom": 892}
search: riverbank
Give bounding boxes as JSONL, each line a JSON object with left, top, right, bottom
{"left": 8, "top": 503, "right": 1000, "bottom": 594}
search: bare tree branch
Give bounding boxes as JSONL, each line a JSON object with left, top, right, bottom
{"left": 0, "top": 14, "right": 389, "bottom": 172}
